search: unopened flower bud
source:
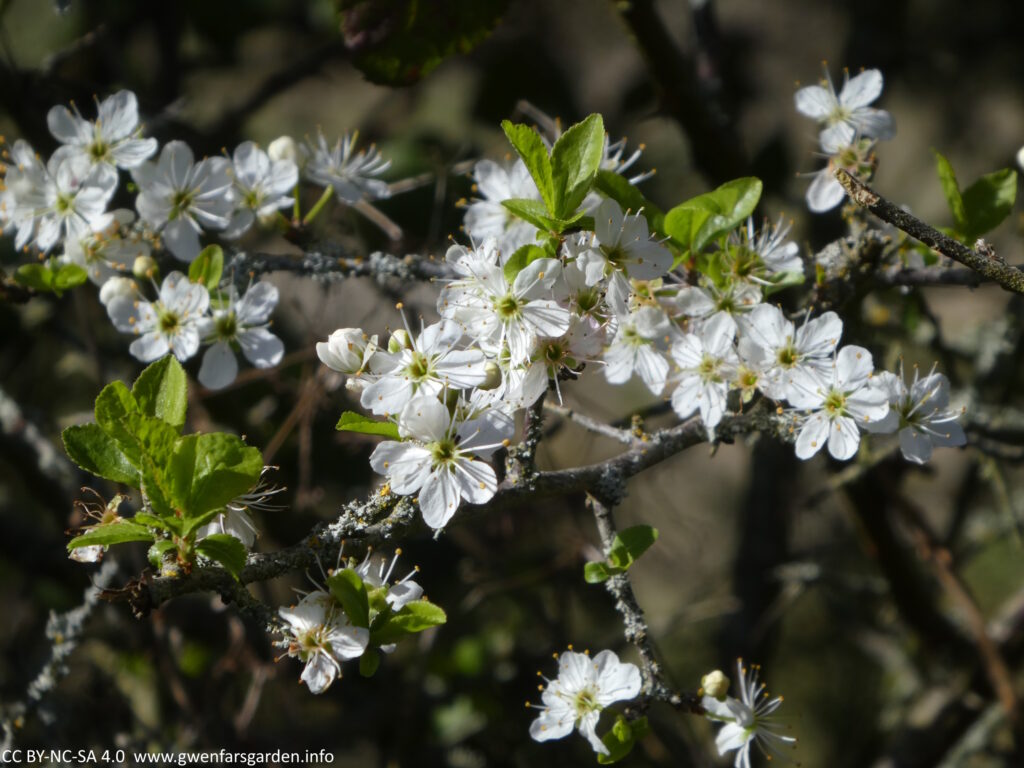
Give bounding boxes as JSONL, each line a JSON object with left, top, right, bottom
{"left": 268, "top": 136, "right": 298, "bottom": 164}
{"left": 701, "top": 670, "right": 730, "bottom": 701}
{"left": 478, "top": 361, "right": 502, "bottom": 391}
{"left": 388, "top": 329, "right": 412, "bottom": 353}
{"left": 132, "top": 255, "right": 158, "bottom": 280}
{"left": 317, "top": 328, "right": 372, "bottom": 374}
{"left": 99, "top": 276, "right": 137, "bottom": 306}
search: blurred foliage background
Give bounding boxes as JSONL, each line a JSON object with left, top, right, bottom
{"left": 3, "top": 0, "right": 1024, "bottom": 766}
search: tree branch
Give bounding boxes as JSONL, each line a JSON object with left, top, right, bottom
{"left": 835, "top": 168, "right": 1024, "bottom": 294}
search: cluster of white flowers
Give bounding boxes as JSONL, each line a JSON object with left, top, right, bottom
{"left": 796, "top": 67, "right": 895, "bottom": 212}
{"left": 1, "top": 91, "right": 396, "bottom": 388}
{"left": 320, "top": 132, "right": 965, "bottom": 530}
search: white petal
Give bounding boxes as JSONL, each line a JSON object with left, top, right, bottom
{"left": 398, "top": 397, "right": 450, "bottom": 442}
{"left": 795, "top": 413, "right": 829, "bottom": 459}
{"left": 238, "top": 327, "right": 284, "bottom": 368}
{"left": 794, "top": 84, "right": 836, "bottom": 120}
{"left": 418, "top": 470, "right": 461, "bottom": 529}
{"left": 198, "top": 341, "right": 238, "bottom": 389}
{"left": 899, "top": 427, "right": 933, "bottom": 465}
{"left": 839, "top": 69, "right": 884, "bottom": 109}
{"left": 835, "top": 345, "right": 873, "bottom": 388}
{"left": 806, "top": 169, "right": 846, "bottom": 212}
{"left": 163, "top": 217, "right": 202, "bottom": 262}
{"left": 827, "top": 415, "right": 861, "bottom": 460}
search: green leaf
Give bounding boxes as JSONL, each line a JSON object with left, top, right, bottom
{"left": 501, "top": 121, "right": 556, "bottom": 214}
{"left": 501, "top": 198, "right": 562, "bottom": 232}
{"left": 132, "top": 357, "right": 188, "bottom": 430}
{"left": 53, "top": 263, "right": 88, "bottom": 291}
{"left": 14, "top": 263, "right": 54, "bottom": 292}
{"left": 372, "top": 600, "right": 447, "bottom": 645}
{"left": 188, "top": 245, "right": 224, "bottom": 291}
{"left": 359, "top": 648, "right": 381, "bottom": 678}
{"left": 933, "top": 150, "right": 967, "bottom": 231}
{"left": 608, "top": 525, "right": 659, "bottom": 571}
{"left": 62, "top": 424, "right": 139, "bottom": 485}
{"left": 180, "top": 507, "right": 229, "bottom": 538}
{"left": 167, "top": 433, "right": 263, "bottom": 519}
{"left": 503, "top": 244, "right": 550, "bottom": 283}
{"left": 133, "top": 512, "right": 172, "bottom": 531}
{"left": 597, "top": 716, "right": 648, "bottom": 765}
{"left": 327, "top": 568, "right": 370, "bottom": 628}
{"left": 335, "top": 411, "right": 401, "bottom": 440}
{"left": 147, "top": 539, "right": 177, "bottom": 569}
{"left": 664, "top": 177, "right": 762, "bottom": 254}
{"left": 594, "top": 170, "right": 665, "bottom": 235}
{"left": 550, "top": 113, "right": 605, "bottom": 217}
{"left": 338, "top": 0, "right": 509, "bottom": 86}
{"left": 94, "top": 381, "right": 143, "bottom": 465}
{"left": 584, "top": 561, "right": 615, "bottom": 584}
{"left": 196, "top": 533, "right": 248, "bottom": 580}
{"left": 68, "top": 520, "right": 154, "bottom": 549}
{"left": 962, "top": 168, "right": 1017, "bottom": 238}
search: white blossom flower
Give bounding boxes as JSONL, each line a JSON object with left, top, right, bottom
{"left": 278, "top": 591, "right": 369, "bottom": 694}
{"left": 805, "top": 137, "right": 876, "bottom": 213}
{"left": 47, "top": 90, "right": 158, "bottom": 170}
{"left": 302, "top": 130, "right": 390, "bottom": 203}
{"left": 369, "top": 396, "right": 500, "bottom": 529}
{"left": 603, "top": 306, "right": 671, "bottom": 395}
{"left": 317, "top": 328, "right": 379, "bottom": 376}
{"left": 670, "top": 314, "right": 739, "bottom": 430}
{"left": 197, "top": 281, "right": 284, "bottom": 390}
{"left": 788, "top": 345, "right": 889, "bottom": 460}
{"left": 133, "top": 141, "right": 233, "bottom": 262}
{"left": 9, "top": 145, "right": 117, "bottom": 253}
{"left": 529, "top": 648, "right": 642, "bottom": 755}
{"left": 463, "top": 158, "right": 542, "bottom": 255}
{"left": 223, "top": 141, "right": 298, "bottom": 238}
{"left": 441, "top": 253, "right": 571, "bottom": 368}
{"left": 107, "top": 271, "right": 209, "bottom": 362}
{"left": 737, "top": 304, "right": 843, "bottom": 402}
{"left": 795, "top": 67, "right": 895, "bottom": 150}
{"left": 59, "top": 208, "right": 149, "bottom": 285}
{"left": 726, "top": 216, "right": 803, "bottom": 283}
{"left": 702, "top": 659, "right": 796, "bottom": 768}
{"left": 600, "top": 135, "right": 652, "bottom": 185}
{"left": 577, "top": 198, "right": 672, "bottom": 287}
{"left": 360, "top": 320, "right": 487, "bottom": 416}
{"left": 865, "top": 365, "right": 967, "bottom": 464}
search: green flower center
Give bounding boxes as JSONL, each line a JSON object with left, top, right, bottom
{"left": 159, "top": 310, "right": 180, "bottom": 334}
{"left": 406, "top": 351, "right": 432, "bottom": 381}
{"left": 777, "top": 345, "right": 797, "bottom": 367}
{"left": 573, "top": 687, "right": 600, "bottom": 716}
{"left": 430, "top": 439, "right": 457, "bottom": 468}
{"left": 495, "top": 294, "right": 522, "bottom": 321}
{"left": 215, "top": 311, "right": 238, "bottom": 340}
{"left": 170, "top": 189, "right": 196, "bottom": 218}
{"left": 89, "top": 140, "right": 110, "bottom": 162}
{"left": 824, "top": 390, "right": 846, "bottom": 416}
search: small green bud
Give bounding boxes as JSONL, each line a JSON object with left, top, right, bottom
{"left": 478, "top": 361, "right": 502, "bottom": 391}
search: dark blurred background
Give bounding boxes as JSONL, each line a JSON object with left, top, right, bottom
{"left": 3, "top": 1, "right": 1024, "bottom": 766}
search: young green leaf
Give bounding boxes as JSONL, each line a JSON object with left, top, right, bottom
{"left": 62, "top": 424, "right": 140, "bottom": 486}
{"left": 359, "top": 647, "right": 381, "bottom": 678}
{"left": 53, "top": 263, "right": 88, "bottom": 292}
{"left": 584, "top": 561, "right": 615, "bottom": 584}
{"left": 327, "top": 568, "right": 371, "bottom": 629}
{"left": 188, "top": 245, "right": 224, "bottom": 291}
{"left": 933, "top": 150, "right": 967, "bottom": 232}
{"left": 14, "top": 263, "right": 55, "bottom": 292}
{"left": 501, "top": 198, "right": 562, "bottom": 233}
{"left": 607, "top": 525, "right": 659, "bottom": 571}
{"left": 195, "top": 533, "right": 248, "bottom": 580}
{"left": 503, "top": 244, "right": 550, "bottom": 283}
{"left": 132, "top": 356, "right": 188, "bottom": 430}
{"left": 335, "top": 411, "right": 401, "bottom": 440}
{"left": 386, "top": 600, "right": 447, "bottom": 633}
{"left": 961, "top": 168, "right": 1017, "bottom": 238}
{"left": 665, "top": 177, "right": 763, "bottom": 254}
{"left": 94, "top": 381, "right": 144, "bottom": 465}
{"left": 67, "top": 520, "right": 154, "bottom": 549}
{"left": 501, "top": 120, "right": 556, "bottom": 214}
{"left": 597, "top": 716, "right": 649, "bottom": 765}
{"left": 167, "top": 433, "right": 264, "bottom": 518}
{"left": 550, "top": 113, "right": 605, "bottom": 217}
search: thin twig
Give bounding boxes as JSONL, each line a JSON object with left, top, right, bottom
{"left": 835, "top": 169, "right": 1024, "bottom": 294}
{"left": 544, "top": 402, "right": 639, "bottom": 445}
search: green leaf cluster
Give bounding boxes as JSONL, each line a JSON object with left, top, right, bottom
{"left": 584, "top": 525, "right": 659, "bottom": 584}
{"left": 63, "top": 357, "right": 263, "bottom": 579}
{"left": 326, "top": 566, "right": 447, "bottom": 676}
{"left": 664, "top": 177, "right": 763, "bottom": 259}
{"left": 933, "top": 150, "right": 1017, "bottom": 242}
{"left": 14, "top": 262, "right": 87, "bottom": 296}
{"left": 500, "top": 114, "right": 605, "bottom": 232}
